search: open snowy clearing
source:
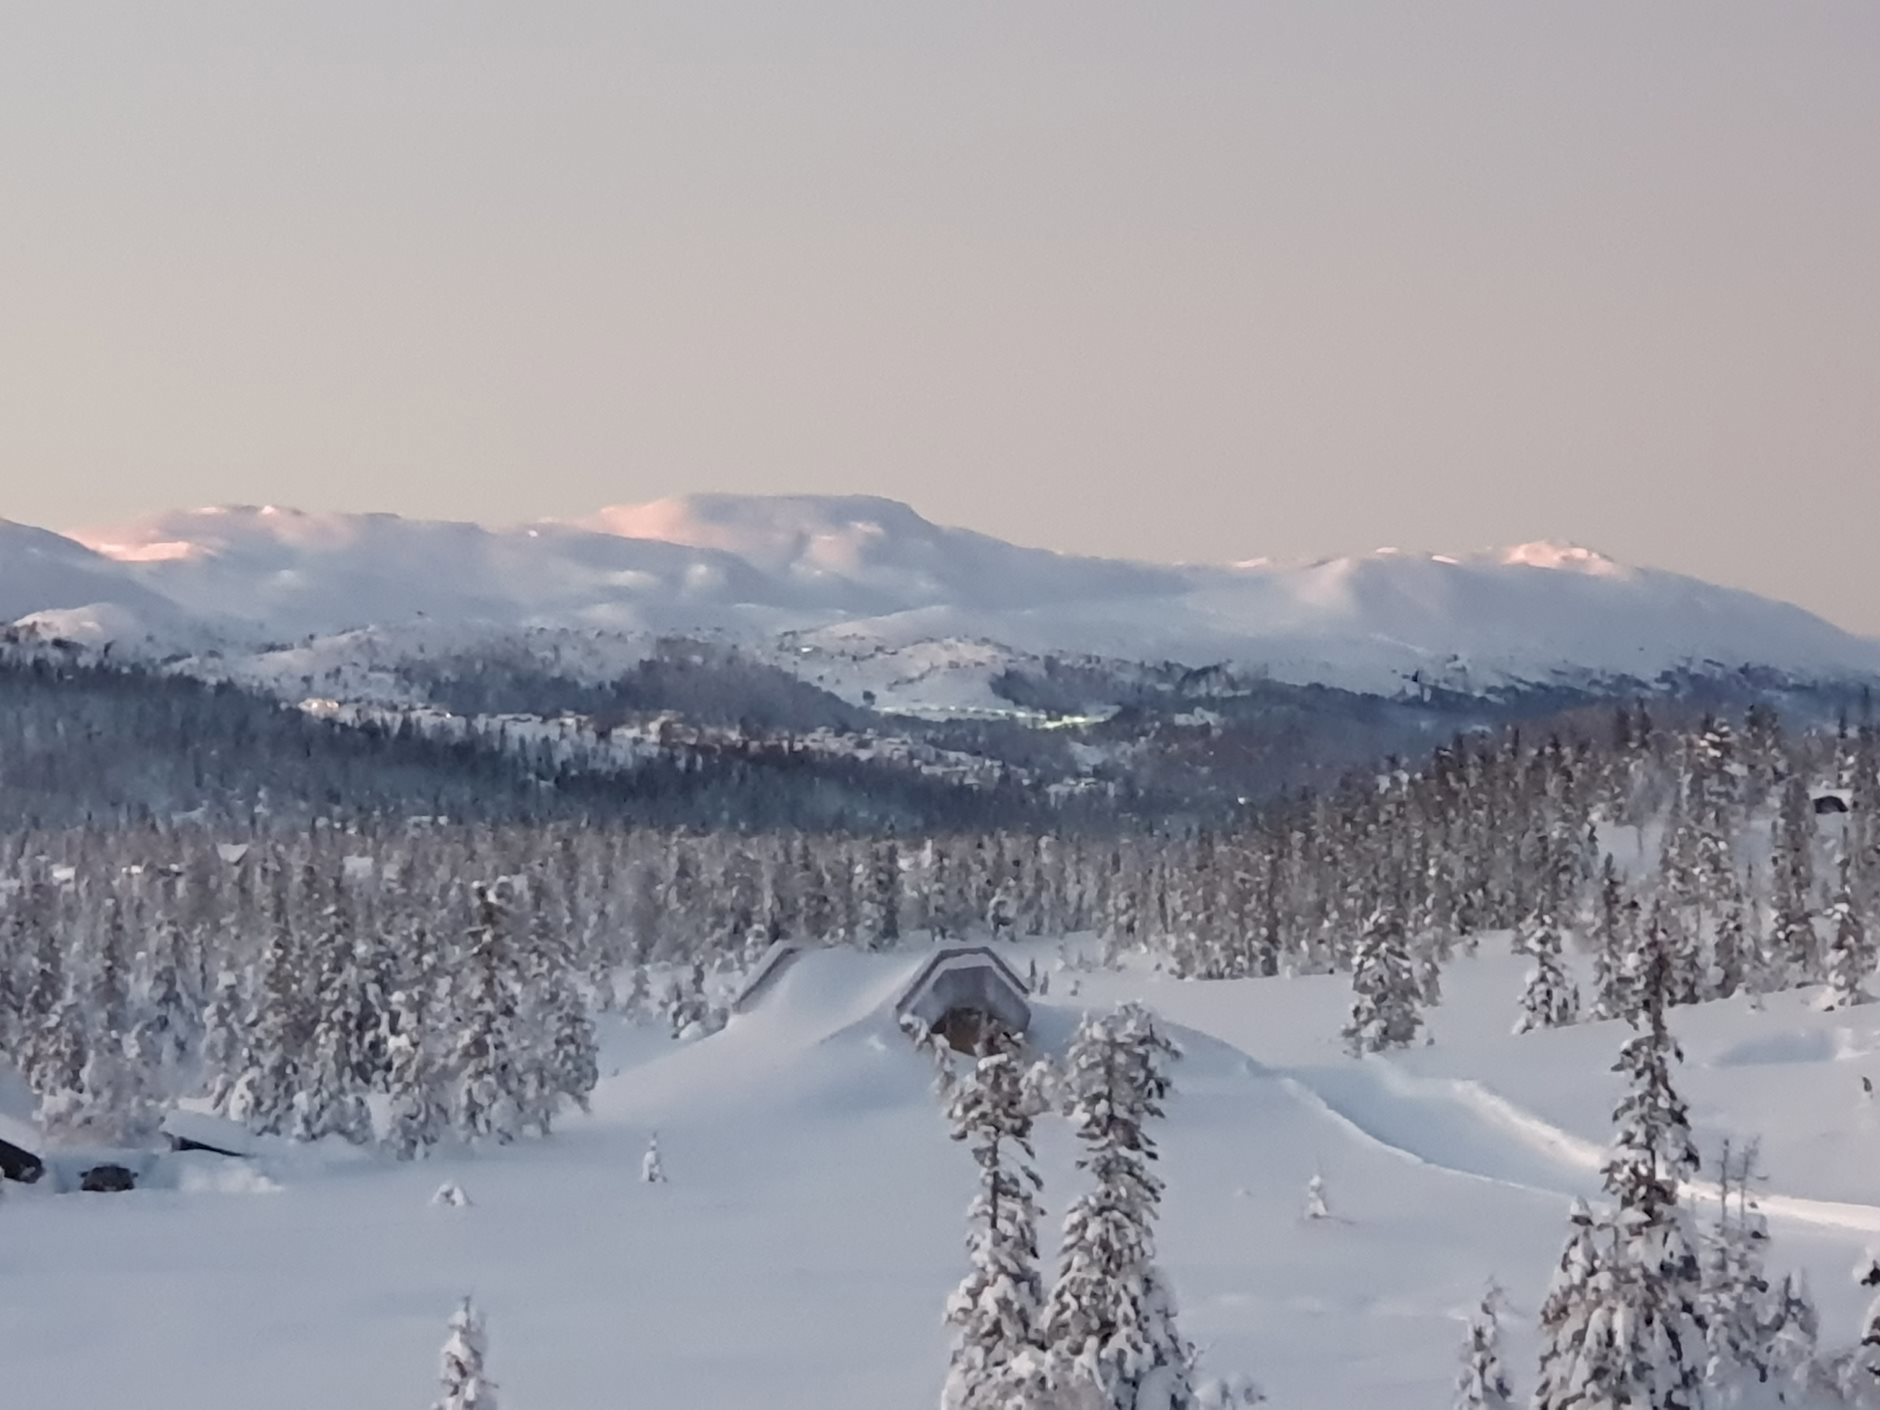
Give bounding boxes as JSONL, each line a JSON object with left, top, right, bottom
{"left": 7, "top": 936, "right": 1880, "bottom": 1408}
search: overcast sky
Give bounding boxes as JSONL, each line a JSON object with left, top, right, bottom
{"left": 3, "top": 4, "right": 1878, "bottom": 626}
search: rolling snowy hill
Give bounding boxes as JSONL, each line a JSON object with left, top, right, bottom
{"left": 1, "top": 494, "right": 1873, "bottom": 703}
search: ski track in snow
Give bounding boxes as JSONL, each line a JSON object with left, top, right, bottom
{"left": 1265, "top": 1051, "right": 1880, "bottom": 1235}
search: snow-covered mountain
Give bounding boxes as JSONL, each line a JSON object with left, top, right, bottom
{"left": 4, "top": 493, "right": 1874, "bottom": 700}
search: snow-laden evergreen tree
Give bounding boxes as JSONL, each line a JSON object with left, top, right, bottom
{"left": 545, "top": 965, "right": 599, "bottom": 1115}
{"left": 1762, "top": 1272, "right": 1819, "bottom": 1399}
{"left": 1771, "top": 776, "right": 1820, "bottom": 984}
{"left": 1341, "top": 902, "right": 1422, "bottom": 1057}
{"left": 1847, "top": 1281, "right": 1880, "bottom": 1405}
{"left": 986, "top": 878, "right": 1017, "bottom": 943}
{"left": 1825, "top": 853, "right": 1874, "bottom": 1009}
{"left": 1040, "top": 1003, "right": 1195, "bottom": 1410}
{"left": 227, "top": 889, "right": 307, "bottom": 1136}
{"left": 293, "top": 916, "right": 374, "bottom": 1145}
{"left": 1700, "top": 1140, "right": 1776, "bottom": 1399}
{"left": 1589, "top": 858, "right": 1635, "bottom": 1021}
{"left": 664, "top": 962, "right": 711, "bottom": 1039}
{"left": 386, "top": 979, "right": 448, "bottom": 1160}
{"left": 1711, "top": 874, "right": 1749, "bottom": 1004}
{"left": 1514, "top": 904, "right": 1581, "bottom": 1035}
{"left": 137, "top": 918, "right": 199, "bottom": 1075}
{"left": 435, "top": 1297, "right": 499, "bottom": 1410}
{"left": 30, "top": 988, "right": 88, "bottom": 1136}
{"left": 942, "top": 1026, "right": 1048, "bottom": 1410}
{"left": 1664, "top": 902, "right": 1708, "bottom": 1011}
{"left": 452, "top": 883, "right": 524, "bottom": 1145}
{"left": 622, "top": 961, "right": 652, "bottom": 1019}
{"left": 1532, "top": 1197, "right": 1606, "bottom": 1410}
{"left": 69, "top": 912, "right": 160, "bottom": 1144}
{"left": 859, "top": 835, "right": 902, "bottom": 949}
{"left": 199, "top": 968, "right": 246, "bottom": 1113}
{"left": 1577, "top": 917, "right": 1707, "bottom": 1410}
{"left": 641, "top": 1132, "right": 667, "bottom": 1184}
{"left": 1303, "top": 1173, "right": 1331, "bottom": 1222}
{"left": 1454, "top": 1281, "right": 1514, "bottom": 1410}
{"left": 1413, "top": 927, "right": 1447, "bottom": 1008}
{"left": 511, "top": 888, "right": 597, "bottom": 1136}
{"left": 431, "top": 1181, "right": 472, "bottom": 1208}
{"left": 1195, "top": 1373, "right": 1265, "bottom": 1408}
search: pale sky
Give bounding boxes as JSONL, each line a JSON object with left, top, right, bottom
{"left": 3, "top": 4, "right": 1878, "bottom": 627}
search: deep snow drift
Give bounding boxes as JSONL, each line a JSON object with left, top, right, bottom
{"left": 1, "top": 493, "right": 1873, "bottom": 699}
{"left": 8, "top": 937, "right": 1880, "bottom": 1408}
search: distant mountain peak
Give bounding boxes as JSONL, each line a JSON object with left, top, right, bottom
{"left": 580, "top": 492, "right": 943, "bottom": 556}
{"left": 1492, "top": 540, "right": 1625, "bottom": 576}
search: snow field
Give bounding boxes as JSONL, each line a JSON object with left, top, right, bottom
{"left": 7, "top": 936, "right": 1880, "bottom": 1407}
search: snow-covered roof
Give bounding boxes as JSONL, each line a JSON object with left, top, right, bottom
{"left": 893, "top": 946, "right": 1032, "bottom": 1037}
{"left": 730, "top": 941, "right": 806, "bottom": 1014}
{"left": 160, "top": 1108, "right": 260, "bottom": 1158}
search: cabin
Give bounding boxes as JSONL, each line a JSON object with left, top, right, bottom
{"left": 894, "top": 946, "right": 1033, "bottom": 1055}
{"left": 1813, "top": 788, "right": 1853, "bottom": 817}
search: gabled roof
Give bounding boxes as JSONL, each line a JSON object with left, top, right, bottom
{"left": 893, "top": 945, "right": 1032, "bottom": 1035}
{"left": 730, "top": 941, "right": 806, "bottom": 1014}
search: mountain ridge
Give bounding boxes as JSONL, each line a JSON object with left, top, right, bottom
{"left": 0, "top": 492, "right": 1868, "bottom": 702}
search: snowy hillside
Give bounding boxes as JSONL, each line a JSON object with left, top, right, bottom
{"left": 0, "top": 494, "right": 1870, "bottom": 703}
{"left": 10, "top": 937, "right": 1880, "bottom": 1409}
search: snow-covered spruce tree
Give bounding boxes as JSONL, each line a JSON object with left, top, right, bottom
{"left": 1040, "top": 1004, "right": 1196, "bottom": 1410}
{"left": 641, "top": 1133, "right": 667, "bottom": 1184}
{"left": 71, "top": 912, "right": 160, "bottom": 1145}
{"left": 860, "top": 835, "right": 903, "bottom": 950}
{"left": 1413, "top": 927, "right": 1447, "bottom": 1008}
{"left": 1585, "top": 916, "right": 1707, "bottom": 1410}
{"left": 942, "top": 1026, "right": 1048, "bottom": 1410}
{"left": 1762, "top": 1272, "right": 1819, "bottom": 1397}
{"left": 1303, "top": 1173, "right": 1331, "bottom": 1222}
{"left": 293, "top": 912, "right": 374, "bottom": 1145}
{"left": 1825, "top": 853, "right": 1874, "bottom": 1009}
{"left": 1514, "top": 904, "right": 1581, "bottom": 1035}
{"left": 1454, "top": 1281, "right": 1514, "bottom": 1410}
{"left": 199, "top": 968, "right": 247, "bottom": 1114}
{"left": 1771, "top": 776, "right": 1820, "bottom": 984}
{"left": 15, "top": 885, "right": 73, "bottom": 1106}
{"left": 1531, "top": 1197, "right": 1606, "bottom": 1410}
{"left": 1342, "top": 902, "right": 1423, "bottom": 1056}
{"left": 435, "top": 1297, "right": 499, "bottom": 1410}
{"left": 546, "top": 966, "right": 599, "bottom": 1114}
{"left": 664, "top": 962, "right": 711, "bottom": 1040}
{"left": 986, "top": 877, "right": 1018, "bottom": 943}
{"left": 1195, "top": 1373, "right": 1265, "bottom": 1408}
{"left": 385, "top": 963, "right": 449, "bottom": 1161}
{"left": 903, "top": 1015, "right": 959, "bottom": 1103}
{"left": 30, "top": 988, "right": 87, "bottom": 1136}
{"left": 512, "top": 891, "right": 596, "bottom": 1136}
{"left": 228, "top": 888, "right": 308, "bottom": 1136}
{"left": 1710, "top": 873, "right": 1749, "bottom": 1004}
{"left": 137, "top": 917, "right": 200, "bottom": 1075}
{"left": 1663, "top": 901, "right": 1708, "bottom": 1011}
{"left": 453, "top": 882, "right": 524, "bottom": 1145}
{"left": 1847, "top": 1279, "right": 1880, "bottom": 1405}
{"left": 622, "top": 961, "right": 652, "bottom": 1020}
{"left": 1700, "top": 1140, "right": 1775, "bottom": 1398}
{"left": 1589, "top": 857, "right": 1636, "bottom": 1022}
